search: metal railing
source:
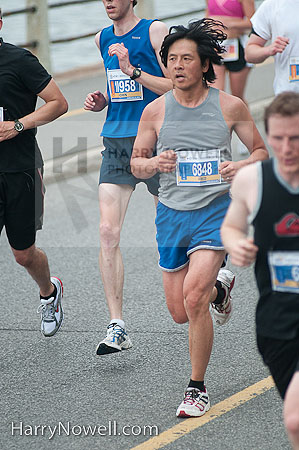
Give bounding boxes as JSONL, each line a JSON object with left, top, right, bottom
{"left": 2, "top": 0, "right": 205, "bottom": 72}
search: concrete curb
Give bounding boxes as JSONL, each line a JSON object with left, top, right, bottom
{"left": 43, "top": 95, "right": 274, "bottom": 184}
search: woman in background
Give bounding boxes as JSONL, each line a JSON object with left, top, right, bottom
{"left": 206, "top": 0, "right": 255, "bottom": 102}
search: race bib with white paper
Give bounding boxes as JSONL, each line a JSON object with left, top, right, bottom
{"left": 222, "top": 39, "right": 239, "bottom": 62}
{"left": 268, "top": 251, "right": 299, "bottom": 294}
{"left": 176, "top": 149, "right": 222, "bottom": 186}
{"left": 107, "top": 69, "right": 143, "bottom": 102}
{"left": 289, "top": 57, "right": 299, "bottom": 83}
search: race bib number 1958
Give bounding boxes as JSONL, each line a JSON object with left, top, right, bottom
{"left": 107, "top": 68, "right": 143, "bottom": 102}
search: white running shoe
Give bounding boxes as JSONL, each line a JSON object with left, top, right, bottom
{"left": 96, "top": 323, "right": 132, "bottom": 355}
{"left": 211, "top": 268, "right": 235, "bottom": 326}
{"left": 37, "top": 277, "right": 64, "bottom": 337}
{"left": 176, "top": 387, "right": 210, "bottom": 418}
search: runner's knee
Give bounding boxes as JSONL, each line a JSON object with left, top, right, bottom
{"left": 284, "top": 379, "right": 299, "bottom": 439}
{"left": 12, "top": 247, "right": 35, "bottom": 267}
{"left": 99, "top": 221, "right": 121, "bottom": 247}
{"left": 284, "top": 411, "right": 299, "bottom": 437}
{"left": 184, "top": 287, "right": 210, "bottom": 314}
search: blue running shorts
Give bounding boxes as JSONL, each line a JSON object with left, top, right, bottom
{"left": 155, "top": 193, "right": 231, "bottom": 272}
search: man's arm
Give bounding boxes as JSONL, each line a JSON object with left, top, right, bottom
{"left": 219, "top": 94, "right": 268, "bottom": 181}
{"left": 0, "top": 79, "right": 68, "bottom": 142}
{"left": 130, "top": 105, "right": 159, "bottom": 179}
{"left": 83, "top": 31, "right": 108, "bottom": 113}
{"left": 131, "top": 98, "right": 177, "bottom": 179}
{"left": 245, "top": 33, "right": 289, "bottom": 64}
{"left": 108, "top": 21, "right": 173, "bottom": 96}
{"left": 232, "top": 98, "right": 268, "bottom": 164}
{"left": 221, "top": 166, "right": 259, "bottom": 267}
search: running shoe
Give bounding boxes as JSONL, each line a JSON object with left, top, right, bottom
{"left": 37, "top": 277, "right": 64, "bottom": 337}
{"left": 211, "top": 268, "right": 235, "bottom": 326}
{"left": 176, "top": 387, "right": 210, "bottom": 418}
{"left": 96, "top": 323, "right": 132, "bottom": 355}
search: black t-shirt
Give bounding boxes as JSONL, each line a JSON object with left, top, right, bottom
{"left": 0, "top": 38, "right": 52, "bottom": 171}
{"left": 253, "top": 159, "right": 299, "bottom": 340}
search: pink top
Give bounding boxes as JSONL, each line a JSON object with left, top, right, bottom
{"left": 208, "top": 0, "right": 244, "bottom": 18}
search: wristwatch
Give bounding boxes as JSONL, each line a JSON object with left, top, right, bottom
{"left": 14, "top": 119, "right": 24, "bottom": 133}
{"left": 130, "top": 67, "right": 142, "bottom": 80}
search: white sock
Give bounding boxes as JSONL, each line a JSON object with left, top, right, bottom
{"left": 110, "top": 319, "right": 125, "bottom": 329}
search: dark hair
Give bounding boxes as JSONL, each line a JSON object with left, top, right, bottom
{"left": 264, "top": 92, "right": 299, "bottom": 133}
{"left": 159, "top": 18, "right": 227, "bottom": 85}
{"left": 0, "top": 9, "right": 2, "bottom": 19}
{"left": 133, "top": 0, "right": 137, "bottom": 6}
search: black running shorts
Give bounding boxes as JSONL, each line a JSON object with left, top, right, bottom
{"left": 0, "top": 169, "right": 45, "bottom": 250}
{"left": 99, "top": 136, "right": 159, "bottom": 196}
{"left": 257, "top": 333, "right": 299, "bottom": 399}
{"left": 223, "top": 39, "right": 247, "bottom": 73}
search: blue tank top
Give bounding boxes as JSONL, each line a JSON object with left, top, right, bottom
{"left": 100, "top": 19, "right": 164, "bottom": 138}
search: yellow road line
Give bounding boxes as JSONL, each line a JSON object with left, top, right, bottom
{"left": 131, "top": 376, "right": 275, "bottom": 450}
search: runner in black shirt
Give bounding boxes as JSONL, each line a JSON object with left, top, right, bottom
{"left": 221, "top": 92, "right": 299, "bottom": 450}
{"left": 0, "top": 9, "right": 68, "bottom": 337}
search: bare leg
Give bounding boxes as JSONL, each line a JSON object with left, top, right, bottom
{"left": 212, "top": 64, "right": 226, "bottom": 91}
{"left": 229, "top": 66, "right": 251, "bottom": 101}
{"left": 162, "top": 250, "right": 224, "bottom": 380}
{"left": 98, "top": 183, "right": 133, "bottom": 320}
{"left": 184, "top": 250, "right": 225, "bottom": 380}
{"left": 284, "top": 372, "right": 299, "bottom": 450}
{"left": 11, "top": 244, "right": 53, "bottom": 297}
{"left": 163, "top": 266, "right": 189, "bottom": 324}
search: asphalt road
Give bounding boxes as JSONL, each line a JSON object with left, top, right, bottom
{"left": 0, "top": 57, "right": 288, "bottom": 450}
{"left": 0, "top": 172, "right": 290, "bottom": 450}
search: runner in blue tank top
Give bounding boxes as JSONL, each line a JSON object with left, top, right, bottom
{"left": 83, "top": 0, "right": 172, "bottom": 356}
{"left": 131, "top": 19, "right": 268, "bottom": 418}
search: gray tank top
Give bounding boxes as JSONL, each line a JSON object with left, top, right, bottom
{"left": 157, "top": 87, "right": 232, "bottom": 210}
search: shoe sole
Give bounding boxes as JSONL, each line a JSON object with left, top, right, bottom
{"left": 41, "top": 277, "right": 64, "bottom": 338}
{"left": 96, "top": 340, "right": 132, "bottom": 356}
{"left": 96, "top": 343, "right": 121, "bottom": 355}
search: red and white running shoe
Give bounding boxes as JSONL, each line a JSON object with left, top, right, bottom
{"left": 176, "top": 387, "right": 210, "bottom": 418}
